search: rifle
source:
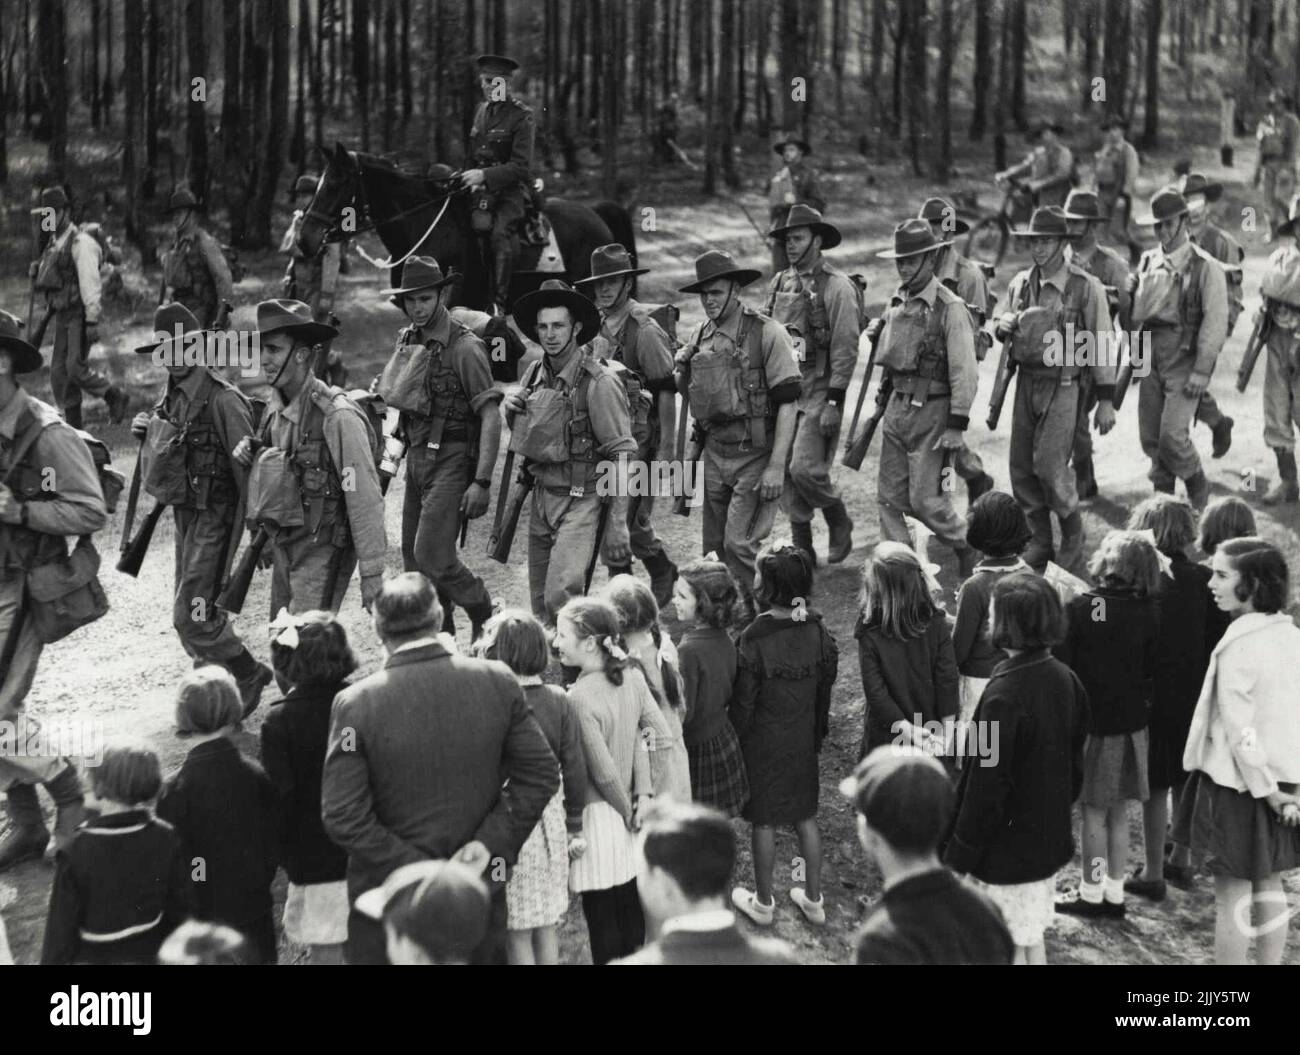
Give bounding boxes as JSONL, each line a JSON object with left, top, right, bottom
{"left": 216, "top": 527, "right": 269, "bottom": 614}
{"left": 1111, "top": 327, "right": 1137, "bottom": 411}
{"left": 115, "top": 504, "right": 165, "bottom": 577}
{"left": 842, "top": 374, "right": 894, "bottom": 471}
{"left": 843, "top": 326, "right": 882, "bottom": 457}
{"left": 584, "top": 497, "right": 614, "bottom": 594}
{"left": 119, "top": 440, "right": 146, "bottom": 555}
{"left": 486, "top": 452, "right": 535, "bottom": 564}
{"left": 27, "top": 308, "right": 52, "bottom": 350}
{"left": 458, "top": 509, "right": 470, "bottom": 548}
{"left": 985, "top": 339, "right": 1017, "bottom": 431}
{"left": 671, "top": 393, "right": 694, "bottom": 517}
{"left": 1235, "top": 301, "right": 1274, "bottom": 393}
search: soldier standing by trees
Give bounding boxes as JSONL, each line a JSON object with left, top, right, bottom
{"left": 160, "top": 188, "right": 234, "bottom": 330}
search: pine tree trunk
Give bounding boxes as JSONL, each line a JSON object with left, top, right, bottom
{"left": 890, "top": 0, "right": 907, "bottom": 138}
{"left": 123, "top": 0, "right": 144, "bottom": 248}
{"left": 1009, "top": 0, "right": 1027, "bottom": 131}
{"left": 103, "top": 0, "right": 114, "bottom": 121}
{"left": 187, "top": 0, "right": 209, "bottom": 201}
{"left": 382, "top": 0, "right": 396, "bottom": 149}
{"left": 91, "top": 0, "right": 101, "bottom": 128}
{"left": 1081, "top": 0, "right": 1097, "bottom": 110}
{"left": 934, "top": 0, "right": 953, "bottom": 179}
{"left": 352, "top": 0, "right": 369, "bottom": 149}
{"left": 39, "top": 0, "right": 67, "bottom": 171}
{"left": 601, "top": 0, "right": 620, "bottom": 198}
{"left": 1142, "top": 0, "right": 1161, "bottom": 148}
{"left": 907, "top": 0, "right": 927, "bottom": 176}
{"left": 970, "top": 0, "right": 990, "bottom": 138}
{"left": 400, "top": 0, "right": 412, "bottom": 121}
{"left": 756, "top": 0, "right": 771, "bottom": 137}
{"left": 719, "top": 0, "right": 738, "bottom": 187}
{"left": 146, "top": 0, "right": 160, "bottom": 175}
{"left": 688, "top": 0, "right": 703, "bottom": 103}
{"left": 222, "top": 0, "right": 243, "bottom": 239}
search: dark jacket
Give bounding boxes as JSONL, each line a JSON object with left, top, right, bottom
{"left": 854, "top": 868, "right": 1013, "bottom": 965}
{"left": 856, "top": 612, "right": 959, "bottom": 758}
{"left": 259, "top": 681, "right": 350, "bottom": 885}
{"left": 614, "top": 919, "right": 799, "bottom": 965}
{"left": 321, "top": 639, "right": 559, "bottom": 900}
{"left": 523, "top": 683, "right": 588, "bottom": 834}
{"left": 679, "top": 626, "right": 738, "bottom": 747}
{"left": 156, "top": 737, "right": 280, "bottom": 929}
{"left": 41, "top": 810, "right": 192, "bottom": 965}
{"left": 1055, "top": 587, "right": 1159, "bottom": 735}
{"left": 1152, "top": 554, "right": 1217, "bottom": 722}
{"left": 944, "top": 650, "right": 1090, "bottom": 884}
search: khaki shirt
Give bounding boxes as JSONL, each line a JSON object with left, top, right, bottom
{"left": 1093, "top": 139, "right": 1140, "bottom": 196}
{"left": 1261, "top": 243, "right": 1300, "bottom": 312}
{"left": 1257, "top": 111, "right": 1300, "bottom": 162}
{"left": 266, "top": 377, "right": 386, "bottom": 580}
{"left": 0, "top": 388, "right": 107, "bottom": 539}
{"left": 468, "top": 97, "right": 536, "bottom": 194}
{"left": 1133, "top": 242, "right": 1229, "bottom": 383}
{"left": 1001, "top": 260, "right": 1117, "bottom": 388}
{"left": 766, "top": 258, "right": 859, "bottom": 398}
{"left": 1194, "top": 223, "right": 1245, "bottom": 330}
{"left": 164, "top": 225, "right": 235, "bottom": 308}
{"left": 39, "top": 223, "right": 104, "bottom": 322}
{"left": 159, "top": 367, "right": 256, "bottom": 492}
{"left": 1067, "top": 241, "right": 1132, "bottom": 327}
{"left": 767, "top": 161, "right": 826, "bottom": 213}
{"left": 398, "top": 311, "right": 502, "bottom": 448}
{"left": 1008, "top": 143, "right": 1074, "bottom": 190}
{"left": 592, "top": 299, "right": 676, "bottom": 387}
{"left": 878, "top": 277, "right": 978, "bottom": 423}
{"left": 692, "top": 303, "right": 802, "bottom": 399}
{"left": 936, "top": 248, "right": 993, "bottom": 322}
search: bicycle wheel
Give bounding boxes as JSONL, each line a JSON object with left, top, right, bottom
{"left": 964, "top": 217, "right": 1009, "bottom": 268}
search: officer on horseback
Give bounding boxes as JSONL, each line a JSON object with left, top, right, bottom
{"left": 461, "top": 54, "right": 536, "bottom": 313}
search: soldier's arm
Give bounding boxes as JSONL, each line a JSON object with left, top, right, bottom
{"left": 21, "top": 426, "right": 109, "bottom": 536}
{"left": 941, "top": 299, "right": 978, "bottom": 425}
{"left": 587, "top": 373, "right": 635, "bottom": 538}
{"left": 198, "top": 230, "right": 235, "bottom": 308}
{"left": 212, "top": 387, "right": 256, "bottom": 493}
{"left": 71, "top": 234, "right": 104, "bottom": 324}
{"left": 324, "top": 409, "right": 387, "bottom": 582}
{"left": 824, "top": 274, "right": 860, "bottom": 400}
{"left": 761, "top": 321, "right": 803, "bottom": 475}
{"left": 1107, "top": 255, "right": 1133, "bottom": 330}
{"left": 1084, "top": 276, "right": 1118, "bottom": 393}
{"left": 1193, "top": 257, "right": 1231, "bottom": 384}
{"left": 634, "top": 320, "right": 678, "bottom": 456}
{"left": 453, "top": 335, "right": 505, "bottom": 483}
{"left": 483, "top": 108, "right": 536, "bottom": 193}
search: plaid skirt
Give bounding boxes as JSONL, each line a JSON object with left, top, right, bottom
{"left": 687, "top": 722, "right": 750, "bottom": 818}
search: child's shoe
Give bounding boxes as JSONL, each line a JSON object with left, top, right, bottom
{"left": 1055, "top": 893, "right": 1125, "bottom": 919}
{"left": 790, "top": 887, "right": 826, "bottom": 925}
{"left": 731, "top": 887, "right": 775, "bottom": 926}
{"left": 1123, "top": 869, "right": 1167, "bottom": 901}
{"left": 1163, "top": 860, "right": 1195, "bottom": 888}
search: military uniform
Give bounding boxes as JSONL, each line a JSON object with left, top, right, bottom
{"left": 767, "top": 162, "right": 825, "bottom": 272}
{"left": 935, "top": 245, "right": 997, "bottom": 494}
{"left": 1093, "top": 135, "right": 1140, "bottom": 239}
{"left": 588, "top": 300, "right": 677, "bottom": 577}
{"left": 0, "top": 384, "right": 106, "bottom": 862}
{"left": 1130, "top": 241, "right": 1229, "bottom": 505}
{"left": 381, "top": 311, "right": 501, "bottom": 624}
{"left": 681, "top": 305, "right": 801, "bottom": 596}
{"left": 140, "top": 365, "right": 259, "bottom": 669}
{"left": 1000, "top": 259, "right": 1116, "bottom": 563}
{"left": 162, "top": 225, "right": 234, "bottom": 329}
{"left": 764, "top": 259, "right": 858, "bottom": 529}
{"left": 1257, "top": 242, "right": 1300, "bottom": 500}
{"left": 468, "top": 94, "right": 536, "bottom": 304}
{"left": 1004, "top": 141, "right": 1075, "bottom": 207}
{"left": 1187, "top": 222, "right": 1244, "bottom": 440}
{"left": 281, "top": 220, "right": 341, "bottom": 324}
{"left": 508, "top": 347, "right": 636, "bottom": 622}
{"left": 874, "top": 277, "right": 978, "bottom": 557}
{"left": 247, "top": 376, "right": 386, "bottom": 615}
{"left": 32, "top": 220, "right": 118, "bottom": 424}
{"left": 1256, "top": 108, "right": 1300, "bottom": 236}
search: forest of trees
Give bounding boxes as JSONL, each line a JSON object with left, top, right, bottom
{"left": 0, "top": 0, "right": 1296, "bottom": 251}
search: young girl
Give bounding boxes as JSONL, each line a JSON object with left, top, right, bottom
{"left": 42, "top": 743, "right": 191, "bottom": 964}
{"left": 952, "top": 492, "right": 1033, "bottom": 722}
{"left": 157, "top": 667, "right": 280, "bottom": 963}
{"left": 856, "top": 541, "right": 959, "bottom": 760}
{"left": 1124, "top": 497, "right": 1215, "bottom": 897}
{"left": 602, "top": 574, "right": 692, "bottom": 803}
{"left": 945, "top": 574, "right": 1088, "bottom": 965}
{"left": 476, "top": 608, "right": 588, "bottom": 966}
{"left": 673, "top": 560, "right": 749, "bottom": 817}
{"left": 1172, "top": 538, "right": 1300, "bottom": 964}
{"left": 259, "top": 610, "right": 355, "bottom": 965}
{"left": 1197, "top": 495, "right": 1257, "bottom": 557}
{"left": 558, "top": 597, "right": 671, "bottom": 964}
{"left": 1054, "top": 531, "right": 1161, "bottom": 919}
{"left": 730, "top": 542, "right": 838, "bottom": 927}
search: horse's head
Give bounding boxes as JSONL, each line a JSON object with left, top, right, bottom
{"left": 296, "top": 143, "right": 360, "bottom": 258}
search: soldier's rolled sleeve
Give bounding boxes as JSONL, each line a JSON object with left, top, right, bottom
{"left": 22, "top": 427, "right": 109, "bottom": 536}
{"left": 1193, "top": 258, "right": 1230, "bottom": 383}
{"left": 1082, "top": 275, "right": 1117, "bottom": 393}
{"left": 324, "top": 411, "right": 387, "bottom": 579}
{"left": 761, "top": 320, "right": 803, "bottom": 405}
{"left": 942, "top": 300, "right": 978, "bottom": 428}
{"left": 484, "top": 108, "right": 536, "bottom": 192}
{"left": 198, "top": 230, "right": 235, "bottom": 308}
{"left": 633, "top": 322, "right": 677, "bottom": 392}
{"left": 450, "top": 335, "right": 504, "bottom": 414}
{"left": 210, "top": 387, "right": 256, "bottom": 493}
{"left": 71, "top": 234, "right": 104, "bottom": 324}
{"left": 586, "top": 373, "right": 637, "bottom": 457}
{"left": 823, "top": 274, "right": 860, "bottom": 400}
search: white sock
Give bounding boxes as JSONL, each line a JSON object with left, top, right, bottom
{"left": 1104, "top": 875, "right": 1125, "bottom": 904}
{"left": 1078, "top": 878, "right": 1105, "bottom": 904}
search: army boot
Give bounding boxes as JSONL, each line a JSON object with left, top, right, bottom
{"left": 229, "top": 648, "right": 274, "bottom": 719}
{"left": 790, "top": 521, "right": 818, "bottom": 566}
{"left": 1074, "top": 455, "right": 1098, "bottom": 500}
{"left": 1262, "top": 449, "right": 1300, "bottom": 505}
{"left": 467, "top": 599, "right": 498, "bottom": 645}
{"left": 823, "top": 501, "right": 854, "bottom": 564}
{"left": 1185, "top": 470, "right": 1211, "bottom": 512}
{"left": 1211, "top": 415, "right": 1234, "bottom": 459}
{"left": 965, "top": 471, "right": 996, "bottom": 503}
{"left": 643, "top": 551, "right": 679, "bottom": 609}
{"left": 1057, "top": 512, "right": 1087, "bottom": 573}
{"left": 1022, "top": 509, "right": 1055, "bottom": 572}
{"left": 45, "top": 763, "right": 86, "bottom": 854}
{"left": 0, "top": 783, "right": 49, "bottom": 872}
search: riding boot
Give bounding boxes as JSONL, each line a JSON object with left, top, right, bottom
{"left": 1261, "top": 449, "right": 1300, "bottom": 505}
{"left": 437, "top": 585, "right": 457, "bottom": 635}
{"left": 1022, "top": 509, "right": 1055, "bottom": 572}
{"left": 228, "top": 647, "right": 274, "bottom": 719}
{"left": 790, "top": 520, "right": 818, "bottom": 566}
{"left": 1184, "top": 470, "right": 1211, "bottom": 512}
{"left": 45, "top": 763, "right": 86, "bottom": 854}
{"left": 643, "top": 551, "right": 679, "bottom": 609}
{"left": 822, "top": 500, "right": 854, "bottom": 564}
{"left": 965, "top": 471, "right": 996, "bottom": 503}
{"left": 1211, "top": 415, "right": 1235, "bottom": 459}
{"left": 491, "top": 241, "right": 517, "bottom": 314}
{"left": 466, "top": 600, "right": 497, "bottom": 646}
{"left": 0, "top": 783, "right": 49, "bottom": 872}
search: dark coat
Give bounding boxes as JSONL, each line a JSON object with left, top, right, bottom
{"left": 523, "top": 682, "right": 589, "bottom": 833}
{"left": 320, "top": 639, "right": 559, "bottom": 901}
{"left": 854, "top": 869, "right": 1013, "bottom": 965}
{"left": 855, "top": 612, "right": 960, "bottom": 758}
{"left": 943, "top": 650, "right": 1090, "bottom": 884}
{"left": 259, "top": 681, "right": 350, "bottom": 885}
{"left": 614, "top": 921, "right": 799, "bottom": 965}
{"left": 156, "top": 737, "right": 280, "bottom": 930}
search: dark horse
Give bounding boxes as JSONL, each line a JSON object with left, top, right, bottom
{"left": 296, "top": 142, "right": 638, "bottom": 312}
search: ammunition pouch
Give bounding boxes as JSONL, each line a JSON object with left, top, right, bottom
{"left": 685, "top": 311, "right": 770, "bottom": 450}
{"left": 24, "top": 536, "right": 109, "bottom": 644}
{"left": 246, "top": 448, "right": 306, "bottom": 529}
{"left": 511, "top": 385, "right": 572, "bottom": 464}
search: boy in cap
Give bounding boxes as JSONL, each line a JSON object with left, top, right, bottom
{"left": 29, "top": 185, "right": 129, "bottom": 428}
{"left": 867, "top": 219, "right": 980, "bottom": 576}
{"left": 675, "top": 251, "right": 801, "bottom": 613}
{"left": 767, "top": 133, "right": 826, "bottom": 271}
{"left": 1130, "top": 189, "right": 1229, "bottom": 510}
{"left": 0, "top": 309, "right": 106, "bottom": 870}
{"left": 462, "top": 54, "right": 535, "bottom": 311}
{"left": 130, "top": 304, "right": 271, "bottom": 715}
{"left": 500, "top": 280, "right": 635, "bottom": 622}
{"left": 842, "top": 746, "right": 1013, "bottom": 965}
{"left": 377, "top": 256, "right": 501, "bottom": 640}
{"left": 234, "top": 300, "right": 386, "bottom": 618}
{"left": 575, "top": 244, "right": 680, "bottom": 603}
{"left": 160, "top": 186, "right": 234, "bottom": 330}
{"left": 994, "top": 206, "right": 1117, "bottom": 570}
{"left": 763, "top": 205, "right": 858, "bottom": 564}
{"left": 361, "top": 860, "right": 491, "bottom": 965}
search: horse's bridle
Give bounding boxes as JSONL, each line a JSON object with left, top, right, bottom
{"left": 303, "top": 165, "right": 463, "bottom": 245}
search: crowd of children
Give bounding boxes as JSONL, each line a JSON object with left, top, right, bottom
{"left": 7, "top": 490, "right": 1299, "bottom": 966}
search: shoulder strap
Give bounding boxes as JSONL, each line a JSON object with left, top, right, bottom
{"left": 738, "top": 310, "right": 763, "bottom": 372}
{"left": 763, "top": 273, "right": 781, "bottom": 316}
{"left": 1, "top": 410, "right": 51, "bottom": 486}
{"left": 1016, "top": 273, "right": 1033, "bottom": 312}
